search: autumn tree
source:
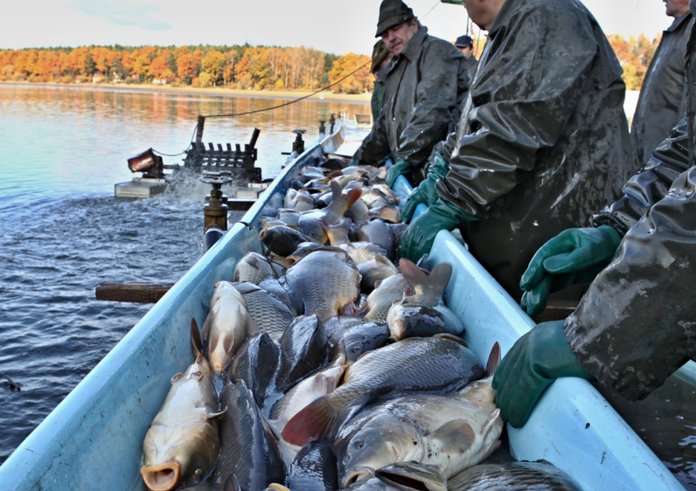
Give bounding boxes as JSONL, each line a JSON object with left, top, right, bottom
{"left": 608, "top": 33, "right": 660, "bottom": 90}
{"left": 328, "top": 53, "right": 371, "bottom": 94}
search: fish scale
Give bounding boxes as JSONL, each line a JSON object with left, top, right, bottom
{"left": 281, "top": 336, "right": 484, "bottom": 446}
{"left": 283, "top": 250, "right": 361, "bottom": 322}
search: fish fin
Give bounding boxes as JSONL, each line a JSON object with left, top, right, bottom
{"left": 432, "top": 419, "right": 476, "bottom": 453}
{"left": 201, "top": 313, "right": 212, "bottom": 343}
{"left": 483, "top": 408, "right": 503, "bottom": 435}
{"left": 222, "top": 474, "right": 242, "bottom": 491}
{"left": 339, "top": 301, "right": 362, "bottom": 316}
{"left": 485, "top": 342, "right": 501, "bottom": 375}
{"left": 330, "top": 178, "right": 343, "bottom": 201}
{"left": 223, "top": 334, "right": 235, "bottom": 354}
{"left": 207, "top": 407, "right": 227, "bottom": 421}
{"left": 170, "top": 372, "right": 185, "bottom": 383}
{"left": 344, "top": 187, "right": 363, "bottom": 208}
{"left": 191, "top": 318, "right": 203, "bottom": 358}
{"left": 281, "top": 394, "right": 352, "bottom": 446}
{"left": 433, "top": 333, "right": 468, "bottom": 346}
{"left": 428, "top": 263, "right": 452, "bottom": 298}
{"left": 398, "top": 258, "right": 429, "bottom": 290}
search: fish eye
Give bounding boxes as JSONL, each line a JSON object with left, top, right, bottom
{"left": 352, "top": 439, "right": 365, "bottom": 450}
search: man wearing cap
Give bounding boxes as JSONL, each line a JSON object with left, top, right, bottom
{"left": 352, "top": 0, "right": 470, "bottom": 186}
{"left": 370, "top": 39, "right": 391, "bottom": 122}
{"left": 631, "top": 0, "right": 693, "bottom": 170}
{"left": 399, "top": 0, "right": 634, "bottom": 301}
{"left": 455, "top": 34, "right": 478, "bottom": 81}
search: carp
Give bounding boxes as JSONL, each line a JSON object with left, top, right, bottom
{"left": 202, "top": 281, "right": 257, "bottom": 374}
{"left": 282, "top": 335, "right": 484, "bottom": 446}
{"left": 141, "top": 351, "right": 223, "bottom": 491}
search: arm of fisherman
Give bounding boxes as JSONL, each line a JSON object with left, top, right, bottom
{"left": 520, "top": 117, "right": 693, "bottom": 314}
{"left": 394, "top": 40, "right": 466, "bottom": 169}
{"left": 496, "top": 164, "right": 696, "bottom": 428}
{"left": 591, "top": 117, "right": 692, "bottom": 234}
{"left": 437, "top": 8, "right": 599, "bottom": 217}
{"left": 353, "top": 112, "right": 392, "bottom": 166}
{"left": 565, "top": 164, "right": 696, "bottom": 400}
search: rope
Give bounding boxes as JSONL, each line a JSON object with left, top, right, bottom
{"left": 200, "top": 60, "right": 370, "bottom": 119}
{"left": 151, "top": 60, "right": 370, "bottom": 158}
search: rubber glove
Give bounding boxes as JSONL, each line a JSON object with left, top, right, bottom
{"left": 402, "top": 151, "right": 449, "bottom": 223}
{"left": 519, "top": 225, "right": 621, "bottom": 315}
{"left": 386, "top": 158, "right": 412, "bottom": 188}
{"left": 399, "top": 198, "right": 476, "bottom": 262}
{"left": 492, "top": 320, "right": 593, "bottom": 428}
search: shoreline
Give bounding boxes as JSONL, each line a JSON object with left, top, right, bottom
{"left": 0, "top": 80, "right": 372, "bottom": 104}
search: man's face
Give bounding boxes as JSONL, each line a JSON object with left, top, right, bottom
{"left": 463, "top": 0, "right": 502, "bottom": 31}
{"left": 664, "top": 0, "right": 690, "bottom": 17}
{"left": 382, "top": 19, "right": 419, "bottom": 56}
{"left": 459, "top": 45, "right": 474, "bottom": 59}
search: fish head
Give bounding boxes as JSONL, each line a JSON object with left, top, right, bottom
{"left": 386, "top": 303, "right": 446, "bottom": 340}
{"left": 339, "top": 421, "right": 422, "bottom": 488}
{"left": 141, "top": 461, "right": 182, "bottom": 491}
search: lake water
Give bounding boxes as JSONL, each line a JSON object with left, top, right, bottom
{"left": 0, "top": 82, "right": 369, "bottom": 464}
{"left": 0, "top": 83, "right": 693, "bottom": 489}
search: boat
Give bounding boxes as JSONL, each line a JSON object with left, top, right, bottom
{"left": 0, "top": 125, "right": 688, "bottom": 490}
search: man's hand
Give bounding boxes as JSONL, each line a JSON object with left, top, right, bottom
{"left": 399, "top": 198, "right": 475, "bottom": 262}
{"left": 519, "top": 225, "right": 622, "bottom": 315}
{"left": 492, "top": 320, "right": 593, "bottom": 428}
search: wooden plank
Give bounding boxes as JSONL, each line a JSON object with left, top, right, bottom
{"left": 96, "top": 283, "right": 173, "bottom": 304}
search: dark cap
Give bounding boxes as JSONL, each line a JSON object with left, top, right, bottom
{"left": 371, "top": 40, "right": 390, "bottom": 73}
{"left": 376, "top": 0, "right": 415, "bottom": 37}
{"left": 455, "top": 35, "right": 474, "bottom": 48}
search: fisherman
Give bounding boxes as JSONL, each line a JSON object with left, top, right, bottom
{"left": 369, "top": 39, "right": 392, "bottom": 123}
{"left": 352, "top": 0, "right": 470, "bottom": 187}
{"left": 454, "top": 34, "right": 478, "bottom": 81}
{"left": 493, "top": 0, "right": 696, "bottom": 427}
{"left": 399, "top": 0, "right": 634, "bottom": 300}
{"left": 631, "top": 0, "right": 693, "bottom": 169}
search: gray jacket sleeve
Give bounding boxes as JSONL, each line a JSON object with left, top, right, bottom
{"left": 438, "top": 7, "right": 605, "bottom": 216}
{"left": 395, "top": 41, "right": 467, "bottom": 167}
{"left": 592, "top": 117, "right": 692, "bottom": 234}
{"left": 566, "top": 165, "right": 696, "bottom": 400}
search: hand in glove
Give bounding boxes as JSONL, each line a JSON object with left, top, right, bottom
{"left": 399, "top": 198, "right": 476, "bottom": 262}
{"left": 519, "top": 225, "right": 622, "bottom": 315}
{"left": 386, "top": 158, "right": 412, "bottom": 188}
{"left": 402, "top": 151, "right": 449, "bottom": 223}
{"left": 492, "top": 320, "right": 593, "bottom": 428}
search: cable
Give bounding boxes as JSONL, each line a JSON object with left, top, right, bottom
{"left": 200, "top": 60, "right": 370, "bottom": 119}
{"left": 151, "top": 59, "right": 370, "bottom": 158}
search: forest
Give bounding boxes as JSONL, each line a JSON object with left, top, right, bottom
{"left": 0, "top": 34, "right": 659, "bottom": 94}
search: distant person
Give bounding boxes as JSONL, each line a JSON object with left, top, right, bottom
{"left": 399, "top": 0, "right": 634, "bottom": 301}
{"left": 352, "top": 0, "right": 470, "bottom": 187}
{"left": 455, "top": 34, "right": 478, "bottom": 80}
{"left": 631, "top": 0, "right": 693, "bottom": 169}
{"left": 370, "top": 39, "right": 392, "bottom": 122}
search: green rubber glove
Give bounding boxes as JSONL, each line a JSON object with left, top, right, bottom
{"left": 492, "top": 320, "right": 593, "bottom": 428}
{"left": 402, "top": 151, "right": 449, "bottom": 223}
{"left": 386, "top": 158, "right": 412, "bottom": 188}
{"left": 399, "top": 198, "right": 476, "bottom": 262}
{"left": 519, "top": 225, "right": 621, "bottom": 315}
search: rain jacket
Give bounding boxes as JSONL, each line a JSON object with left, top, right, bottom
{"left": 436, "top": 0, "right": 633, "bottom": 298}
{"left": 354, "top": 26, "right": 469, "bottom": 183}
{"left": 631, "top": 11, "right": 694, "bottom": 170}
{"left": 565, "top": 2, "right": 696, "bottom": 399}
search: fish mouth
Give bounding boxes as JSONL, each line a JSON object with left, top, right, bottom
{"left": 140, "top": 461, "right": 181, "bottom": 491}
{"left": 342, "top": 467, "right": 375, "bottom": 487}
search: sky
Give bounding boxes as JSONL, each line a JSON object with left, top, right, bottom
{"left": 0, "top": 1, "right": 672, "bottom": 55}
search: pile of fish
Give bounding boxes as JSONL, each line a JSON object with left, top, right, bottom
{"left": 139, "top": 157, "right": 580, "bottom": 490}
